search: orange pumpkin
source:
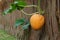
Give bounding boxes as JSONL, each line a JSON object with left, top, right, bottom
{"left": 30, "top": 13, "right": 44, "bottom": 30}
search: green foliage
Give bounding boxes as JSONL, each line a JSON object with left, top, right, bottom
{"left": 15, "top": 18, "right": 25, "bottom": 27}
{"left": 14, "top": 1, "right": 27, "bottom": 10}
{"left": 3, "top": 4, "right": 16, "bottom": 15}
{"left": 2, "top": 0, "right": 30, "bottom": 30}
{"left": 22, "top": 23, "right": 30, "bottom": 30}
{"left": 14, "top": 18, "right": 30, "bottom": 30}
{"left": 14, "top": 1, "right": 26, "bottom": 6}
{"left": 40, "top": 10, "right": 45, "bottom": 15}
{"left": 2, "top": 1, "right": 27, "bottom": 15}
{"left": 2, "top": 0, "right": 29, "bottom": 30}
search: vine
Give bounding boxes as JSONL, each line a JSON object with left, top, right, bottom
{"left": 2, "top": 0, "right": 44, "bottom": 30}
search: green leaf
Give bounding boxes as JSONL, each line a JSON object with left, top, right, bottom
{"left": 14, "top": 1, "right": 27, "bottom": 10}
{"left": 2, "top": 9, "right": 11, "bottom": 15}
{"left": 14, "top": 1, "right": 26, "bottom": 6}
{"left": 2, "top": 4, "right": 16, "bottom": 15}
{"left": 14, "top": 18, "right": 25, "bottom": 27}
{"left": 10, "top": 3, "right": 17, "bottom": 10}
{"left": 40, "top": 10, "right": 45, "bottom": 15}
{"left": 22, "top": 23, "right": 30, "bottom": 30}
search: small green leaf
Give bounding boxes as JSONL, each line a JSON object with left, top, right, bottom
{"left": 22, "top": 23, "right": 30, "bottom": 30}
{"left": 2, "top": 9, "right": 10, "bottom": 15}
{"left": 14, "top": 18, "right": 25, "bottom": 27}
{"left": 10, "top": 3, "right": 16, "bottom": 10}
{"left": 2, "top": 4, "right": 16, "bottom": 15}
{"left": 40, "top": 10, "right": 45, "bottom": 15}
{"left": 14, "top": 1, "right": 26, "bottom": 6}
{"left": 14, "top": 1, "right": 27, "bottom": 10}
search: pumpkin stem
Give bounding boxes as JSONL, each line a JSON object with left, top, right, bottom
{"left": 38, "top": 0, "right": 45, "bottom": 15}
{"left": 37, "top": 0, "right": 41, "bottom": 14}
